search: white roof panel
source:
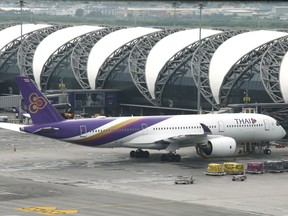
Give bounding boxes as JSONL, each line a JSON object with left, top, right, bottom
{"left": 0, "top": 24, "right": 50, "bottom": 51}
{"left": 33, "top": 25, "right": 103, "bottom": 87}
{"left": 280, "top": 52, "right": 288, "bottom": 103}
{"left": 209, "top": 30, "right": 288, "bottom": 104}
{"left": 87, "top": 27, "right": 160, "bottom": 89}
{"left": 145, "top": 28, "right": 222, "bottom": 99}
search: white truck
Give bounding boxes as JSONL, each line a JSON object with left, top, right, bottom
{"left": 0, "top": 116, "right": 8, "bottom": 122}
{"left": 174, "top": 175, "right": 195, "bottom": 184}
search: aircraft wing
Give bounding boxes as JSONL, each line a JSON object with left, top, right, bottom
{"left": 0, "top": 123, "right": 24, "bottom": 133}
{"left": 128, "top": 132, "right": 208, "bottom": 146}
{"left": 164, "top": 133, "right": 207, "bottom": 143}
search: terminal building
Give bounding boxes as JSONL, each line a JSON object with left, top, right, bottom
{"left": 0, "top": 23, "right": 288, "bottom": 120}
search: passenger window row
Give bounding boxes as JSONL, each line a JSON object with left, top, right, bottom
{"left": 227, "top": 124, "right": 263, "bottom": 128}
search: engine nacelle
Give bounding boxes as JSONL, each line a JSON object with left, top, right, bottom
{"left": 196, "top": 137, "right": 236, "bottom": 158}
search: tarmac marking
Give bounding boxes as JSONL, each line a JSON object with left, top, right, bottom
{"left": 0, "top": 189, "right": 19, "bottom": 195}
{"left": 79, "top": 200, "right": 176, "bottom": 210}
{"left": 15, "top": 200, "right": 176, "bottom": 215}
{"left": 15, "top": 206, "right": 78, "bottom": 215}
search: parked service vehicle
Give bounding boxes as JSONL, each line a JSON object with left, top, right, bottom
{"left": 0, "top": 116, "right": 8, "bottom": 122}
{"left": 246, "top": 162, "right": 264, "bottom": 174}
{"left": 270, "top": 141, "right": 285, "bottom": 148}
{"left": 232, "top": 174, "right": 247, "bottom": 182}
{"left": 275, "top": 143, "right": 285, "bottom": 148}
{"left": 175, "top": 175, "right": 195, "bottom": 184}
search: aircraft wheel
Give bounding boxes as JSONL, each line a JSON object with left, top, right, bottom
{"left": 130, "top": 150, "right": 136, "bottom": 158}
{"left": 166, "top": 154, "right": 173, "bottom": 162}
{"left": 174, "top": 154, "right": 181, "bottom": 162}
{"left": 143, "top": 151, "right": 150, "bottom": 158}
{"left": 135, "top": 150, "right": 143, "bottom": 158}
{"left": 161, "top": 154, "right": 167, "bottom": 161}
{"left": 264, "top": 149, "right": 271, "bottom": 155}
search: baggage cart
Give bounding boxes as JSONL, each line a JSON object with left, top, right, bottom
{"left": 264, "top": 160, "right": 284, "bottom": 173}
{"left": 246, "top": 162, "right": 264, "bottom": 174}
{"left": 282, "top": 160, "right": 288, "bottom": 172}
{"left": 205, "top": 163, "right": 225, "bottom": 176}
{"left": 223, "top": 162, "right": 245, "bottom": 175}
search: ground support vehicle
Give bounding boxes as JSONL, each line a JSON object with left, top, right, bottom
{"left": 174, "top": 175, "right": 195, "bottom": 184}
{"left": 282, "top": 160, "right": 288, "bottom": 172}
{"left": 0, "top": 116, "right": 8, "bottom": 122}
{"left": 223, "top": 162, "right": 245, "bottom": 175}
{"left": 275, "top": 143, "right": 285, "bottom": 148}
{"left": 232, "top": 174, "right": 247, "bottom": 181}
{"left": 246, "top": 162, "right": 264, "bottom": 174}
{"left": 205, "top": 163, "right": 226, "bottom": 176}
{"left": 264, "top": 160, "right": 284, "bottom": 173}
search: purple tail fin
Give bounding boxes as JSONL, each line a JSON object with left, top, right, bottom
{"left": 15, "top": 76, "right": 64, "bottom": 124}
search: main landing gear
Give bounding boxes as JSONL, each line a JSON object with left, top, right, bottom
{"left": 160, "top": 153, "right": 181, "bottom": 162}
{"left": 130, "top": 149, "right": 181, "bottom": 162}
{"left": 130, "top": 149, "right": 150, "bottom": 158}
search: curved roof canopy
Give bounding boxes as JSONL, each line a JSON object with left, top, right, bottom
{"left": 87, "top": 27, "right": 160, "bottom": 89}
{"left": 145, "top": 28, "right": 221, "bottom": 99}
{"left": 280, "top": 52, "right": 288, "bottom": 103}
{"left": 209, "top": 30, "right": 288, "bottom": 104}
{"left": 33, "top": 25, "right": 103, "bottom": 87}
{"left": 0, "top": 24, "right": 50, "bottom": 51}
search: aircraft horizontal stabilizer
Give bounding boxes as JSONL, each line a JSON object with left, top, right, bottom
{"left": 32, "top": 127, "right": 60, "bottom": 133}
{"left": 0, "top": 123, "right": 24, "bottom": 133}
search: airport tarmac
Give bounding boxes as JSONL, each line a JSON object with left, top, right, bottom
{"left": 0, "top": 128, "right": 288, "bottom": 216}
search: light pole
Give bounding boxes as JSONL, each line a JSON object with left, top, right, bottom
{"left": 173, "top": 2, "right": 180, "bottom": 26}
{"left": 18, "top": 0, "right": 25, "bottom": 124}
{"left": 19, "top": 0, "right": 25, "bottom": 76}
{"left": 197, "top": 3, "right": 204, "bottom": 114}
{"left": 19, "top": 0, "right": 25, "bottom": 43}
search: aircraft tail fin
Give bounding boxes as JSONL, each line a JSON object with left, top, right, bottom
{"left": 15, "top": 76, "right": 64, "bottom": 124}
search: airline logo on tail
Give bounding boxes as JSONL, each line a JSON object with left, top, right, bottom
{"left": 28, "top": 93, "right": 48, "bottom": 114}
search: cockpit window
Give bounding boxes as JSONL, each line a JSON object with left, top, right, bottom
{"left": 276, "top": 121, "right": 280, "bottom": 126}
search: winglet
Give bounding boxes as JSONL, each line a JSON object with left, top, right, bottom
{"left": 15, "top": 76, "right": 64, "bottom": 124}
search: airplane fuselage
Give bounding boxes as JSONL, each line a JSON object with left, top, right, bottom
{"left": 21, "top": 113, "right": 286, "bottom": 150}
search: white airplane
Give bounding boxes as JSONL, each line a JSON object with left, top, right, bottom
{"left": 0, "top": 76, "right": 286, "bottom": 161}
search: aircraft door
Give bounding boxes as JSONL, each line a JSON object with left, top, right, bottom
{"left": 141, "top": 123, "right": 148, "bottom": 134}
{"left": 218, "top": 121, "right": 224, "bottom": 132}
{"left": 80, "top": 125, "right": 87, "bottom": 137}
{"left": 264, "top": 119, "right": 270, "bottom": 131}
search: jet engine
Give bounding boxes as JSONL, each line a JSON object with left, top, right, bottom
{"left": 196, "top": 137, "right": 236, "bottom": 158}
